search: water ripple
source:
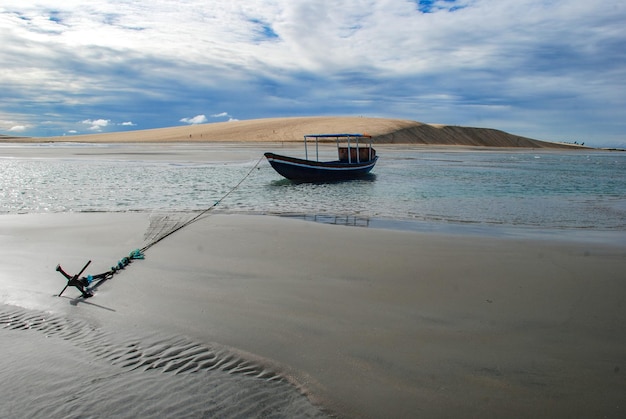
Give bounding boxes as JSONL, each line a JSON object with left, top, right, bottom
{"left": 1, "top": 148, "right": 625, "bottom": 230}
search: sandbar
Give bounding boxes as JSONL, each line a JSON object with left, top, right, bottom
{"left": 1, "top": 212, "right": 625, "bottom": 418}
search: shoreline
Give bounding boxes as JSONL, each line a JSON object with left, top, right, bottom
{"left": 1, "top": 212, "right": 625, "bottom": 418}
{"left": 277, "top": 212, "right": 626, "bottom": 245}
{"left": 2, "top": 206, "right": 624, "bottom": 246}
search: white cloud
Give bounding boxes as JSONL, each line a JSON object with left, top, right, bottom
{"left": 2, "top": 1, "right": 623, "bottom": 77}
{"left": 82, "top": 118, "right": 110, "bottom": 131}
{"left": 9, "top": 125, "right": 27, "bottom": 132}
{"left": 1, "top": 1, "right": 625, "bottom": 145}
{"left": 210, "top": 112, "right": 238, "bottom": 121}
{"left": 180, "top": 115, "right": 208, "bottom": 125}
{"left": 82, "top": 118, "right": 109, "bottom": 126}
{"left": 120, "top": 121, "right": 136, "bottom": 126}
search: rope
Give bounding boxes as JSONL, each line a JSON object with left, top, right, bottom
{"left": 58, "top": 155, "right": 265, "bottom": 298}
{"left": 140, "top": 155, "right": 264, "bottom": 253}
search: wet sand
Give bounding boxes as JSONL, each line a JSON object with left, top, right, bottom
{"left": 1, "top": 212, "right": 625, "bottom": 418}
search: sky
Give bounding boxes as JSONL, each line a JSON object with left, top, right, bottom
{"left": 1, "top": 0, "right": 625, "bottom": 147}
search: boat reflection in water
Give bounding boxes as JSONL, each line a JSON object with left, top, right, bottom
{"left": 278, "top": 213, "right": 372, "bottom": 228}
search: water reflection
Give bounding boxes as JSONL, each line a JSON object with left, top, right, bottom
{"left": 279, "top": 213, "right": 371, "bottom": 227}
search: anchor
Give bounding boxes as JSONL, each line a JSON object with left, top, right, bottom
{"left": 56, "top": 260, "right": 94, "bottom": 298}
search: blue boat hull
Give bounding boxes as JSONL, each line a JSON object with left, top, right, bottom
{"left": 264, "top": 152, "right": 378, "bottom": 182}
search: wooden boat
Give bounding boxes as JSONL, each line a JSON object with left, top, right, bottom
{"left": 264, "top": 133, "right": 378, "bottom": 182}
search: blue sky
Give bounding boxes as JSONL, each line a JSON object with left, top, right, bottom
{"left": 1, "top": 0, "right": 625, "bottom": 147}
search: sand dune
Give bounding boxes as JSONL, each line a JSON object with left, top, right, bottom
{"left": 12, "top": 116, "right": 577, "bottom": 148}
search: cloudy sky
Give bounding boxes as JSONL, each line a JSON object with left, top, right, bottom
{"left": 1, "top": 0, "right": 625, "bottom": 147}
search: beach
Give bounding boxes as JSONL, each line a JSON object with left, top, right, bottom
{"left": 1, "top": 119, "right": 624, "bottom": 417}
{"left": 2, "top": 211, "right": 625, "bottom": 418}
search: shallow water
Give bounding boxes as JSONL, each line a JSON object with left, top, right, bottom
{"left": 1, "top": 143, "right": 625, "bottom": 238}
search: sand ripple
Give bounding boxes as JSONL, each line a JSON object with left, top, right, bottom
{"left": 1, "top": 305, "right": 327, "bottom": 418}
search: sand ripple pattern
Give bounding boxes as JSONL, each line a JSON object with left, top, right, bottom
{"left": 1, "top": 305, "right": 327, "bottom": 418}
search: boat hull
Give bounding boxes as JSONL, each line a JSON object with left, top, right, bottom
{"left": 264, "top": 152, "right": 378, "bottom": 182}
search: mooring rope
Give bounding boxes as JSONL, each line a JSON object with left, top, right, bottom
{"left": 140, "top": 155, "right": 264, "bottom": 253}
{"left": 57, "top": 155, "right": 265, "bottom": 298}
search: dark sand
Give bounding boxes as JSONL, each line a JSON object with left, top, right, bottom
{"left": 1, "top": 211, "right": 625, "bottom": 418}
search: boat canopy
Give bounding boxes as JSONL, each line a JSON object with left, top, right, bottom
{"left": 302, "top": 133, "right": 374, "bottom": 162}
{"left": 304, "top": 133, "right": 372, "bottom": 138}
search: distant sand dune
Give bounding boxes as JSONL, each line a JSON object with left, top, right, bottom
{"left": 10, "top": 116, "right": 579, "bottom": 148}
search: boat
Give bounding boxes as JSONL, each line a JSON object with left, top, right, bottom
{"left": 264, "top": 133, "right": 378, "bottom": 182}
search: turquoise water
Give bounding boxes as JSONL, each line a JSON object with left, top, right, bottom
{"left": 1, "top": 144, "right": 625, "bottom": 239}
